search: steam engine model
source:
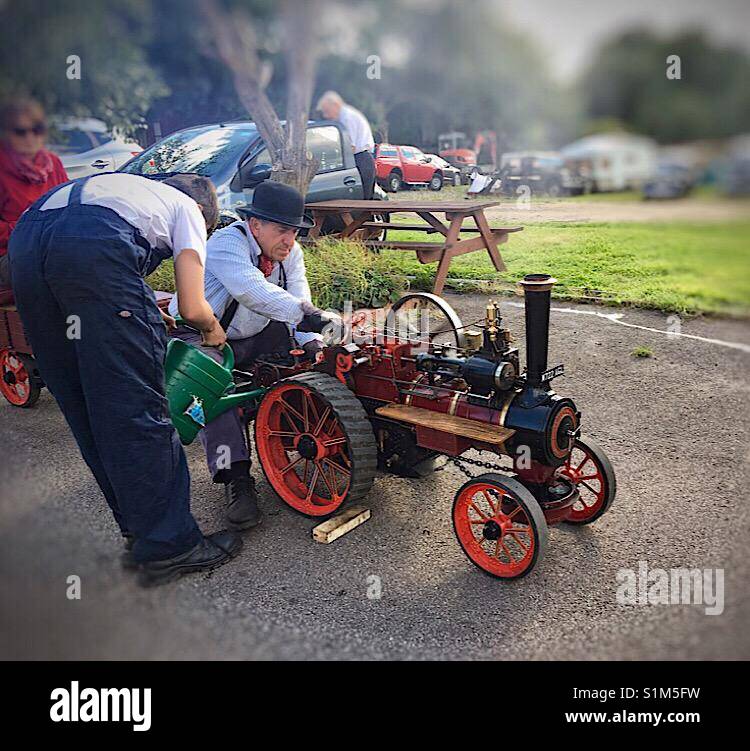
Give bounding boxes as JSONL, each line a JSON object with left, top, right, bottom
{"left": 246, "top": 274, "right": 616, "bottom": 579}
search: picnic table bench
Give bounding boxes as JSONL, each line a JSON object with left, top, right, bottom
{"left": 305, "top": 199, "right": 522, "bottom": 296}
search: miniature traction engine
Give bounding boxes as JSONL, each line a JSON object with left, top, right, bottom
{"left": 240, "top": 273, "right": 616, "bottom": 578}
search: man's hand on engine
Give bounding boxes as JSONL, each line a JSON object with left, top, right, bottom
{"left": 298, "top": 301, "right": 343, "bottom": 336}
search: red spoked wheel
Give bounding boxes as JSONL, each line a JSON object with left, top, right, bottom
{"left": 559, "top": 436, "right": 616, "bottom": 525}
{"left": 0, "top": 349, "right": 41, "bottom": 408}
{"left": 452, "top": 473, "right": 548, "bottom": 579}
{"left": 255, "top": 372, "right": 376, "bottom": 517}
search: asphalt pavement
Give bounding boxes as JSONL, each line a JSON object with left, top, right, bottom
{"left": 1, "top": 294, "right": 748, "bottom": 660}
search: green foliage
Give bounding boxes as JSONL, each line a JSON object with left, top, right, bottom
{"left": 0, "top": 0, "right": 168, "bottom": 137}
{"left": 146, "top": 237, "right": 408, "bottom": 311}
{"left": 303, "top": 237, "right": 408, "bottom": 310}
{"left": 325, "top": 0, "right": 581, "bottom": 151}
{"left": 631, "top": 346, "right": 654, "bottom": 358}
{"left": 145, "top": 261, "right": 177, "bottom": 295}
{"left": 581, "top": 28, "right": 750, "bottom": 142}
{"left": 380, "top": 219, "right": 750, "bottom": 316}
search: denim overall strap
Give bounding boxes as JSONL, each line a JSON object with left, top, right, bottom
{"left": 68, "top": 176, "right": 90, "bottom": 205}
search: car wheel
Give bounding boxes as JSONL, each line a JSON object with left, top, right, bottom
{"left": 388, "top": 172, "right": 402, "bottom": 193}
{"left": 429, "top": 172, "right": 443, "bottom": 191}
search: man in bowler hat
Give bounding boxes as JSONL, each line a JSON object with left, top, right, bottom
{"left": 169, "top": 180, "right": 340, "bottom": 529}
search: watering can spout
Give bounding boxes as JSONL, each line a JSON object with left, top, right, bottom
{"left": 164, "top": 338, "right": 266, "bottom": 445}
{"left": 205, "top": 389, "right": 265, "bottom": 423}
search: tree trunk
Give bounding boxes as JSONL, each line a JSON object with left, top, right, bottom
{"left": 275, "top": 0, "right": 321, "bottom": 194}
{"left": 199, "top": 0, "right": 322, "bottom": 195}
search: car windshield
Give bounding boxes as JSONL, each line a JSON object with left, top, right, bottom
{"left": 121, "top": 123, "right": 257, "bottom": 178}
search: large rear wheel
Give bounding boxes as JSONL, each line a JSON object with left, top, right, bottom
{"left": 254, "top": 372, "right": 377, "bottom": 517}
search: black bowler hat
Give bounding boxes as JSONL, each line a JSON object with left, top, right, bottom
{"left": 238, "top": 180, "right": 314, "bottom": 229}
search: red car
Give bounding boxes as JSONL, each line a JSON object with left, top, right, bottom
{"left": 374, "top": 144, "right": 444, "bottom": 192}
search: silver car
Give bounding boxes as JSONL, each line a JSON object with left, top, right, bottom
{"left": 49, "top": 118, "right": 142, "bottom": 179}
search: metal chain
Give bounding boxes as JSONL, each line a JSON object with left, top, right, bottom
{"left": 436, "top": 453, "right": 510, "bottom": 480}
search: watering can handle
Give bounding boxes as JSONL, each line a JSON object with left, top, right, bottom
{"left": 173, "top": 315, "right": 235, "bottom": 371}
{"left": 221, "top": 343, "right": 235, "bottom": 371}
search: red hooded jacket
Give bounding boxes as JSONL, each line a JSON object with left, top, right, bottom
{"left": 0, "top": 144, "right": 68, "bottom": 257}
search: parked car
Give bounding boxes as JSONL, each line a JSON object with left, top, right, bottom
{"left": 498, "top": 152, "right": 587, "bottom": 197}
{"left": 374, "top": 143, "right": 445, "bottom": 192}
{"left": 719, "top": 156, "right": 750, "bottom": 197}
{"left": 49, "top": 118, "right": 142, "bottom": 179}
{"left": 642, "top": 163, "right": 694, "bottom": 199}
{"left": 120, "top": 119, "right": 388, "bottom": 230}
{"left": 423, "top": 154, "right": 461, "bottom": 186}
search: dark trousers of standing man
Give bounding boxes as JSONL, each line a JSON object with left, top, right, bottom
{"left": 354, "top": 150, "right": 377, "bottom": 200}
{"left": 8, "top": 179, "right": 203, "bottom": 563}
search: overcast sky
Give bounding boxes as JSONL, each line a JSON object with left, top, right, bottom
{"left": 499, "top": 0, "right": 750, "bottom": 81}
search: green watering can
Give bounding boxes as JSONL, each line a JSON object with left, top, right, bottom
{"left": 164, "top": 337, "right": 266, "bottom": 445}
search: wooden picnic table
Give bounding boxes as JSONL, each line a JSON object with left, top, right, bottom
{"left": 305, "top": 199, "right": 523, "bottom": 296}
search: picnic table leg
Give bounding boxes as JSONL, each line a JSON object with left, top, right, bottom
{"left": 416, "top": 211, "right": 450, "bottom": 237}
{"left": 474, "top": 210, "right": 507, "bottom": 272}
{"left": 340, "top": 211, "right": 373, "bottom": 239}
{"left": 432, "top": 213, "right": 463, "bottom": 296}
{"left": 307, "top": 210, "right": 325, "bottom": 240}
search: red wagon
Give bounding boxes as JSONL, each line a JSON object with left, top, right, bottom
{"left": 0, "top": 292, "right": 43, "bottom": 408}
{"left": 0, "top": 289, "right": 174, "bottom": 408}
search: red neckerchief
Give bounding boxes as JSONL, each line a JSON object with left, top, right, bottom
{"left": 258, "top": 253, "right": 275, "bottom": 278}
{"left": 0, "top": 141, "right": 55, "bottom": 184}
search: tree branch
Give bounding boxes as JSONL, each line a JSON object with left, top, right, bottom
{"left": 198, "top": 0, "right": 285, "bottom": 161}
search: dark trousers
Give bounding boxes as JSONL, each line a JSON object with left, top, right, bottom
{"left": 354, "top": 150, "right": 376, "bottom": 200}
{"left": 9, "top": 202, "right": 202, "bottom": 562}
{"left": 172, "top": 321, "right": 292, "bottom": 481}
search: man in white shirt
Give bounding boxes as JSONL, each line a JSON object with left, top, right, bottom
{"left": 170, "top": 180, "right": 338, "bottom": 530}
{"left": 8, "top": 171, "right": 243, "bottom": 586}
{"left": 317, "top": 91, "right": 376, "bottom": 199}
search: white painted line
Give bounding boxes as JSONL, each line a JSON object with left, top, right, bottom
{"left": 501, "top": 301, "right": 750, "bottom": 354}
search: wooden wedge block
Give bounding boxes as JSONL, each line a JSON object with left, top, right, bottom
{"left": 312, "top": 506, "right": 371, "bottom": 544}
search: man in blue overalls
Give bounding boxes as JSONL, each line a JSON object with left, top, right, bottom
{"left": 169, "top": 181, "right": 337, "bottom": 529}
{"left": 9, "top": 172, "right": 243, "bottom": 586}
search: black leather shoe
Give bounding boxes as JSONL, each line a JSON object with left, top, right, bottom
{"left": 225, "top": 477, "right": 262, "bottom": 530}
{"left": 136, "top": 531, "right": 242, "bottom": 587}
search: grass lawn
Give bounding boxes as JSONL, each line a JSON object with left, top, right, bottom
{"left": 381, "top": 221, "right": 750, "bottom": 316}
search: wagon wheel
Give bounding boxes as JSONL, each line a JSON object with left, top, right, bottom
{"left": 0, "top": 350, "right": 41, "bottom": 408}
{"left": 452, "top": 472, "right": 548, "bottom": 579}
{"left": 385, "top": 292, "right": 467, "bottom": 351}
{"left": 254, "top": 371, "right": 377, "bottom": 517}
{"left": 559, "top": 436, "right": 616, "bottom": 524}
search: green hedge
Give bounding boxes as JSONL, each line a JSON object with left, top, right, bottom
{"left": 146, "top": 237, "right": 408, "bottom": 311}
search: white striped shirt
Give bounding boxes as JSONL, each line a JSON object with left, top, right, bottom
{"left": 169, "top": 221, "right": 320, "bottom": 343}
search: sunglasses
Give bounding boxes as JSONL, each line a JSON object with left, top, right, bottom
{"left": 11, "top": 123, "right": 47, "bottom": 137}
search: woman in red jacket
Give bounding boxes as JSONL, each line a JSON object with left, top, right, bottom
{"left": 0, "top": 97, "right": 68, "bottom": 290}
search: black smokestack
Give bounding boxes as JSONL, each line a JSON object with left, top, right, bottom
{"left": 519, "top": 274, "right": 556, "bottom": 388}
